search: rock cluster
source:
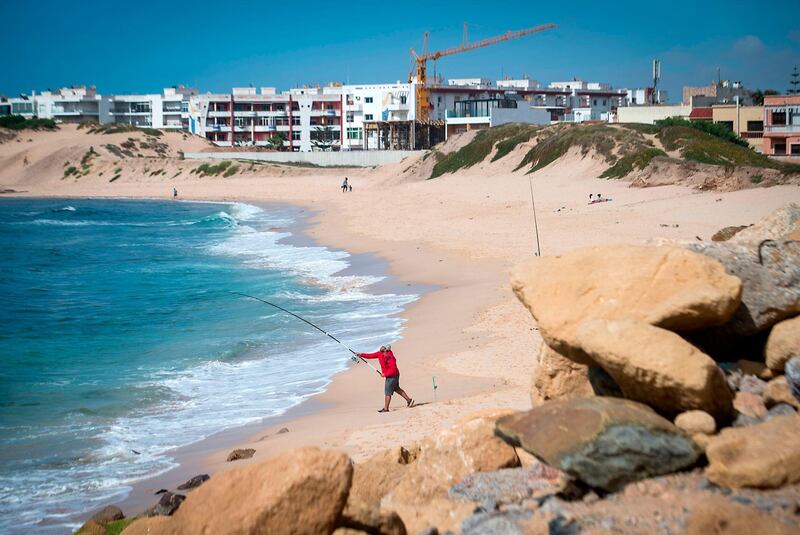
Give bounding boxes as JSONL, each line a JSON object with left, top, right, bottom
{"left": 479, "top": 205, "right": 800, "bottom": 531}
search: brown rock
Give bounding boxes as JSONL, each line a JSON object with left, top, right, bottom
{"left": 339, "top": 498, "right": 406, "bottom": 535}
{"left": 687, "top": 495, "right": 796, "bottom": 534}
{"left": 226, "top": 447, "right": 255, "bottom": 461}
{"left": 692, "top": 433, "right": 712, "bottom": 451}
{"left": 511, "top": 245, "right": 742, "bottom": 362}
{"left": 385, "top": 412, "right": 519, "bottom": 505}
{"left": 705, "top": 414, "right": 800, "bottom": 488}
{"left": 712, "top": 225, "right": 750, "bottom": 242}
{"left": 120, "top": 516, "right": 171, "bottom": 535}
{"left": 90, "top": 505, "right": 124, "bottom": 524}
{"left": 383, "top": 411, "right": 519, "bottom": 534}
{"left": 124, "top": 447, "right": 352, "bottom": 535}
{"left": 674, "top": 410, "right": 716, "bottom": 435}
{"left": 350, "top": 446, "right": 418, "bottom": 506}
{"left": 574, "top": 320, "right": 733, "bottom": 421}
{"left": 496, "top": 397, "right": 701, "bottom": 492}
{"left": 532, "top": 342, "right": 593, "bottom": 402}
{"left": 733, "top": 391, "right": 767, "bottom": 419}
{"left": 77, "top": 519, "right": 108, "bottom": 535}
{"left": 765, "top": 316, "right": 800, "bottom": 372}
{"left": 763, "top": 376, "right": 800, "bottom": 409}
{"left": 729, "top": 203, "right": 800, "bottom": 244}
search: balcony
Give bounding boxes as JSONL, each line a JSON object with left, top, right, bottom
{"left": 387, "top": 102, "right": 408, "bottom": 112}
{"left": 764, "top": 124, "right": 800, "bottom": 134}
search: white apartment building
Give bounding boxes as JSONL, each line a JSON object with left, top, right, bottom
{"left": 341, "top": 82, "right": 414, "bottom": 150}
{"left": 108, "top": 86, "right": 195, "bottom": 129}
{"left": 625, "top": 88, "right": 669, "bottom": 105}
{"left": 32, "top": 86, "right": 105, "bottom": 124}
{"left": 188, "top": 85, "right": 343, "bottom": 152}
{"left": 0, "top": 97, "right": 36, "bottom": 118}
{"left": 496, "top": 79, "right": 541, "bottom": 91}
{"left": 447, "top": 78, "right": 491, "bottom": 88}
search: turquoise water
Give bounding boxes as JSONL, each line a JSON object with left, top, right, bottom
{"left": 0, "top": 198, "right": 415, "bottom": 533}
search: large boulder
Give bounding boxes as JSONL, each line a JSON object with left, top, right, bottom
{"left": 532, "top": 342, "right": 593, "bottom": 402}
{"left": 686, "top": 495, "right": 797, "bottom": 535}
{"left": 511, "top": 245, "right": 741, "bottom": 362}
{"left": 382, "top": 411, "right": 519, "bottom": 534}
{"left": 729, "top": 202, "right": 800, "bottom": 244}
{"left": 705, "top": 414, "right": 800, "bottom": 488}
{"left": 90, "top": 505, "right": 124, "bottom": 524}
{"left": 122, "top": 447, "right": 352, "bottom": 535}
{"left": 350, "top": 446, "right": 418, "bottom": 506}
{"left": 687, "top": 241, "right": 800, "bottom": 336}
{"left": 147, "top": 491, "right": 185, "bottom": 516}
{"left": 226, "top": 448, "right": 255, "bottom": 461}
{"left": 765, "top": 316, "right": 800, "bottom": 372}
{"left": 495, "top": 397, "right": 701, "bottom": 492}
{"left": 176, "top": 474, "right": 210, "bottom": 490}
{"left": 574, "top": 320, "right": 733, "bottom": 421}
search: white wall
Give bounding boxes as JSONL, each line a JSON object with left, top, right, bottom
{"left": 183, "top": 150, "right": 420, "bottom": 166}
{"left": 616, "top": 104, "right": 692, "bottom": 124}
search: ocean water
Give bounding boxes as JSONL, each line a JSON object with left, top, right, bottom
{"left": 0, "top": 198, "right": 415, "bottom": 533}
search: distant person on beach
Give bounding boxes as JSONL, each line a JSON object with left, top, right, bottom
{"left": 173, "top": 187, "right": 178, "bottom": 200}
{"left": 341, "top": 177, "right": 349, "bottom": 193}
{"left": 356, "top": 345, "right": 414, "bottom": 412}
{"left": 349, "top": 184, "right": 353, "bottom": 192}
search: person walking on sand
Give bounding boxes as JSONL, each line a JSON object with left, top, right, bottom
{"left": 355, "top": 345, "right": 414, "bottom": 412}
{"left": 173, "top": 187, "right": 178, "bottom": 200}
{"left": 341, "top": 177, "right": 349, "bottom": 193}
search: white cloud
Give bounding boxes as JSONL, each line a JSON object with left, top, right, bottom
{"left": 732, "top": 35, "right": 767, "bottom": 56}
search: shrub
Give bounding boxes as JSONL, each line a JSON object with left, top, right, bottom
{"left": 223, "top": 164, "right": 240, "bottom": 177}
{"left": 655, "top": 117, "right": 749, "bottom": 148}
{"left": 0, "top": 115, "right": 57, "bottom": 130}
{"left": 109, "top": 173, "right": 121, "bottom": 182}
{"left": 750, "top": 173, "right": 763, "bottom": 184}
{"left": 63, "top": 166, "right": 77, "bottom": 177}
{"left": 600, "top": 148, "right": 667, "bottom": 178}
{"left": 193, "top": 160, "right": 233, "bottom": 176}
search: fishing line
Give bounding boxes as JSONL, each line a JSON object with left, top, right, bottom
{"left": 231, "top": 292, "right": 382, "bottom": 376}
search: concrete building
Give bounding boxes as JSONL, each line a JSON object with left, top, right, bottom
{"left": 616, "top": 104, "right": 692, "bottom": 124}
{"left": 496, "top": 79, "right": 540, "bottom": 91}
{"left": 188, "top": 85, "right": 343, "bottom": 152}
{"left": 341, "top": 82, "right": 414, "bottom": 150}
{"left": 444, "top": 94, "right": 550, "bottom": 138}
{"left": 712, "top": 104, "right": 764, "bottom": 151}
{"left": 682, "top": 80, "right": 752, "bottom": 106}
{"left": 763, "top": 95, "right": 800, "bottom": 160}
{"left": 31, "top": 86, "right": 105, "bottom": 124}
{"left": 108, "top": 86, "right": 196, "bottom": 129}
{"left": 625, "top": 88, "right": 668, "bottom": 105}
{"left": 0, "top": 96, "right": 35, "bottom": 118}
{"left": 447, "top": 78, "right": 491, "bottom": 88}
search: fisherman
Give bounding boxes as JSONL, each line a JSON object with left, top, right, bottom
{"left": 356, "top": 345, "right": 414, "bottom": 412}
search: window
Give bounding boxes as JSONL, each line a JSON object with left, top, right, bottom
{"left": 603, "top": 100, "right": 607, "bottom": 106}
{"left": 346, "top": 113, "right": 354, "bottom": 123}
{"left": 400, "top": 95, "right": 407, "bottom": 104}
{"left": 774, "top": 143, "right": 786, "bottom": 155}
{"left": 365, "top": 97, "right": 373, "bottom": 103}
{"left": 593, "top": 99, "right": 597, "bottom": 106}
{"left": 292, "top": 131, "right": 301, "bottom": 141}
{"left": 747, "top": 120, "right": 763, "bottom": 132}
{"left": 772, "top": 112, "right": 786, "bottom": 125}
{"left": 364, "top": 114, "right": 373, "bottom": 121}
{"left": 292, "top": 117, "right": 301, "bottom": 126}
{"left": 347, "top": 127, "right": 362, "bottom": 140}
{"left": 792, "top": 144, "right": 800, "bottom": 155}
{"left": 718, "top": 121, "right": 734, "bottom": 132}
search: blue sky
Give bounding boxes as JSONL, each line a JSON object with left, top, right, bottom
{"left": 2, "top": 0, "right": 798, "bottom": 101}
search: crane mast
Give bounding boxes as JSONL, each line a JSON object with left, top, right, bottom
{"left": 410, "top": 23, "right": 556, "bottom": 122}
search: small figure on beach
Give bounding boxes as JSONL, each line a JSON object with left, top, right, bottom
{"left": 173, "top": 187, "right": 178, "bottom": 200}
{"left": 341, "top": 177, "right": 349, "bottom": 193}
{"left": 356, "top": 345, "right": 414, "bottom": 412}
{"left": 349, "top": 184, "right": 353, "bottom": 192}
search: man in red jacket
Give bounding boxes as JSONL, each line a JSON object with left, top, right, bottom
{"left": 356, "top": 345, "right": 414, "bottom": 412}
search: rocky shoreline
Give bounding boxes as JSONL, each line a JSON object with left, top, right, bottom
{"left": 79, "top": 204, "right": 800, "bottom": 535}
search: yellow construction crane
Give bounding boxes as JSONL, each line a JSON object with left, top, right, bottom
{"left": 409, "top": 23, "right": 556, "bottom": 122}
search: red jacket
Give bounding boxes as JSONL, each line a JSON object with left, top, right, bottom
{"left": 360, "top": 350, "right": 399, "bottom": 377}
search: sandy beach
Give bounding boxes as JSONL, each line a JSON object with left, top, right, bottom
{"left": 2, "top": 125, "right": 800, "bottom": 520}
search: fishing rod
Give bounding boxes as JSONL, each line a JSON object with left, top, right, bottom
{"left": 231, "top": 292, "right": 382, "bottom": 376}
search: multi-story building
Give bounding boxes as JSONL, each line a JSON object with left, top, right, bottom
{"left": 444, "top": 94, "right": 550, "bottom": 138}
{"left": 108, "top": 86, "right": 195, "bottom": 129}
{"left": 625, "top": 88, "right": 669, "bottom": 105}
{"left": 763, "top": 95, "right": 800, "bottom": 160}
{"left": 682, "top": 80, "right": 752, "bottom": 106}
{"left": 496, "top": 79, "right": 540, "bottom": 91}
{"left": 712, "top": 104, "right": 764, "bottom": 151}
{"left": 0, "top": 96, "right": 35, "bottom": 118}
{"left": 30, "top": 86, "right": 105, "bottom": 124}
{"left": 341, "top": 82, "right": 414, "bottom": 150}
{"left": 188, "top": 86, "right": 343, "bottom": 152}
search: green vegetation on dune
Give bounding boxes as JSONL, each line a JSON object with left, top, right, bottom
{"left": 429, "top": 123, "right": 540, "bottom": 179}
{"left": 79, "top": 122, "right": 163, "bottom": 137}
{"left": 192, "top": 160, "right": 234, "bottom": 176}
{"left": 0, "top": 115, "right": 57, "bottom": 130}
{"left": 600, "top": 147, "right": 667, "bottom": 178}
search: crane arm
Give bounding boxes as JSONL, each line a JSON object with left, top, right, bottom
{"left": 419, "top": 23, "right": 556, "bottom": 62}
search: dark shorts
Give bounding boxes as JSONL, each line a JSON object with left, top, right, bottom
{"left": 384, "top": 375, "right": 400, "bottom": 396}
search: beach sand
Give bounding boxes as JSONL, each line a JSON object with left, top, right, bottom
{"left": 2, "top": 126, "right": 799, "bottom": 515}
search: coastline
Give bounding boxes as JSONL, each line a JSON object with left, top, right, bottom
{"left": 4, "top": 157, "right": 800, "bottom": 527}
